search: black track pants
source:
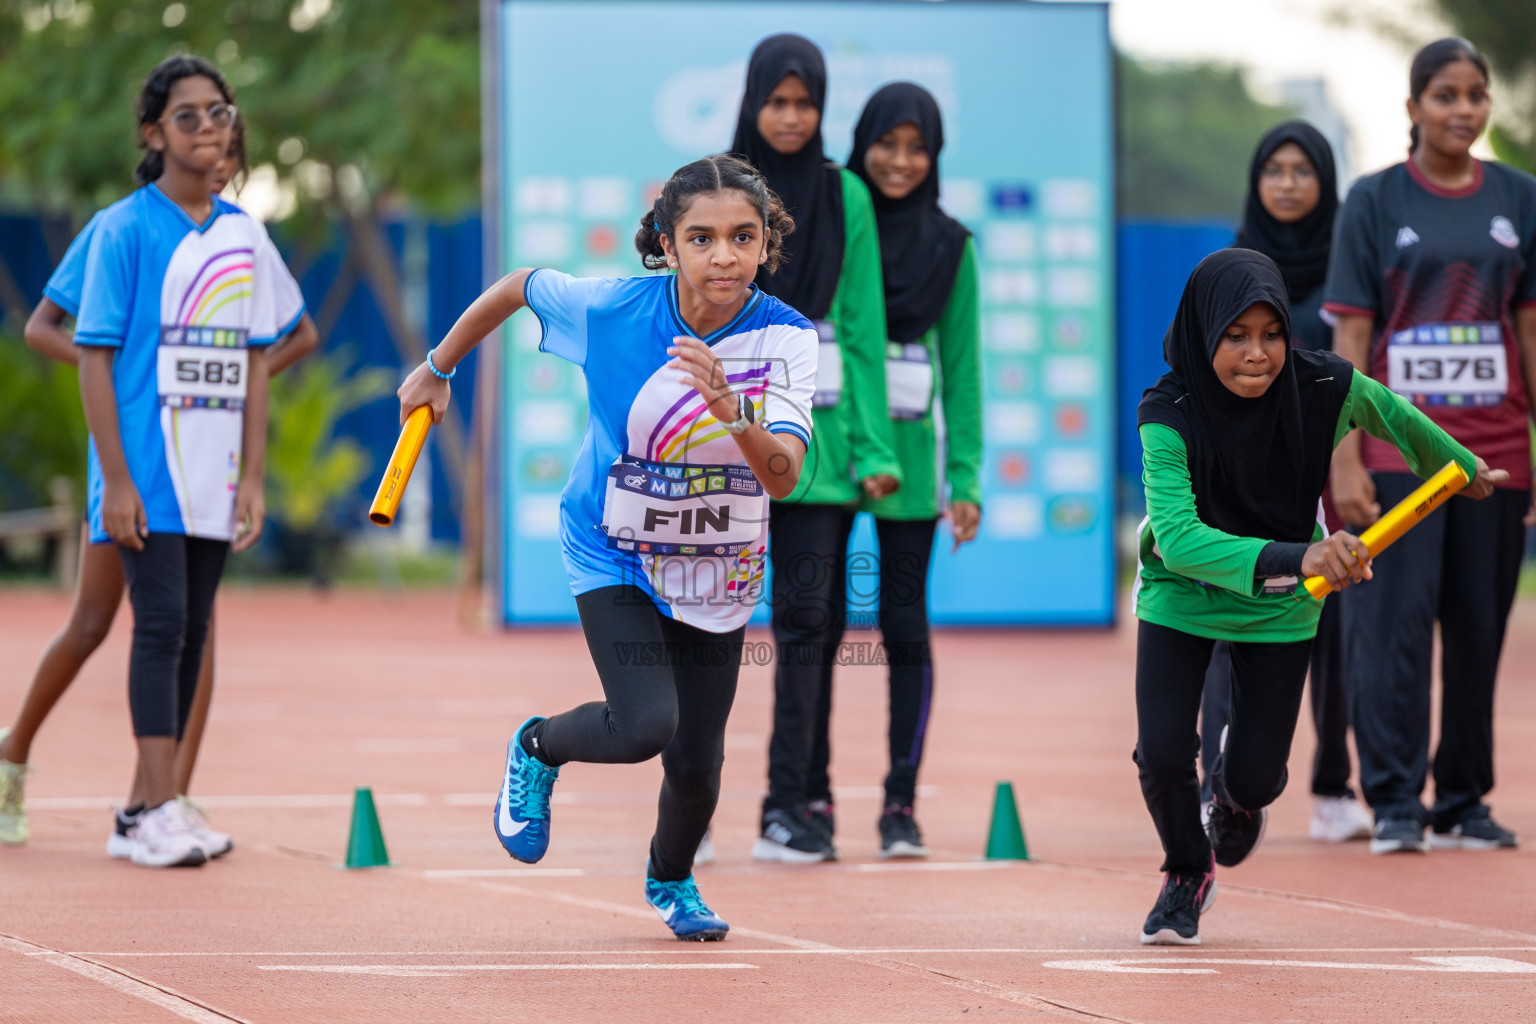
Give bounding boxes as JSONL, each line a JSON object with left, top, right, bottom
{"left": 803, "top": 517, "right": 938, "bottom": 808}
{"left": 764, "top": 502, "right": 854, "bottom": 816}
{"left": 1135, "top": 620, "right": 1312, "bottom": 875}
{"left": 118, "top": 534, "right": 228, "bottom": 739}
{"left": 1341, "top": 476, "right": 1527, "bottom": 828}
{"left": 535, "top": 586, "right": 742, "bottom": 883}
{"left": 1200, "top": 594, "right": 1354, "bottom": 801}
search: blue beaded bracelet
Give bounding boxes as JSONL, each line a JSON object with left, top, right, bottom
{"left": 427, "top": 348, "right": 456, "bottom": 380}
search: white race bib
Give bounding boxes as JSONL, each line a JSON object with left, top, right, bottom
{"left": 157, "top": 326, "right": 249, "bottom": 410}
{"left": 1386, "top": 322, "right": 1508, "bottom": 408}
{"left": 600, "top": 456, "right": 766, "bottom": 556}
{"left": 812, "top": 320, "right": 842, "bottom": 408}
{"left": 886, "top": 341, "right": 934, "bottom": 420}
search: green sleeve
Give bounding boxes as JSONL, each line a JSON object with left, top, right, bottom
{"left": 1334, "top": 370, "right": 1478, "bottom": 481}
{"left": 937, "top": 238, "right": 983, "bottom": 505}
{"left": 1140, "top": 423, "right": 1269, "bottom": 596}
{"left": 835, "top": 169, "right": 903, "bottom": 484}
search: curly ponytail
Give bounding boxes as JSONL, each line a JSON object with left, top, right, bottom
{"left": 634, "top": 154, "right": 794, "bottom": 272}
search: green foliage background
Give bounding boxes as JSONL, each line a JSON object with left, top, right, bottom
{"left": 1117, "top": 54, "right": 1297, "bottom": 221}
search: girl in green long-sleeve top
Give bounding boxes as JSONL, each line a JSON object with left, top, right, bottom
{"left": 1132, "top": 250, "right": 1504, "bottom": 946}
{"left": 730, "top": 34, "right": 904, "bottom": 864}
{"left": 834, "top": 82, "right": 982, "bottom": 858}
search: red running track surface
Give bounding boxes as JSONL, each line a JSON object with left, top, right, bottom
{"left": 1, "top": 586, "right": 1533, "bottom": 1023}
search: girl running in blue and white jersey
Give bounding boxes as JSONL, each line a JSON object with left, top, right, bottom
{"left": 397, "top": 156, "right": 816, "bottom": 940}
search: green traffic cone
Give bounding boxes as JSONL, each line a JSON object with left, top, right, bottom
{"left": 985, "top": 781, "right": 1030, "bottom": 860}
{"left": 344, "top": 787, "right": 390, "bottom": 869}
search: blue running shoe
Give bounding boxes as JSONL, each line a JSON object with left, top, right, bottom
{"left": 492, "top": 717, "right": 560, "bottom": 863}
{"left": 644, "top": 873, "right": 729, "bottom": 941}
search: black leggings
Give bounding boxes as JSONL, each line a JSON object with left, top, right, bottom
{"left": 118, "top": 534, "right": 228, "bottom": 739}
{"left": 1342, "top": 477, "right": 1527, "bottom": 827}
{"left": 807, "top": 517, "right": 937, "bottom": 807}
{"left": 1135, "top": 620, "right": 1312, "bottom": 875}
{"left": 533, "top": 586, "right": 742, "bottom": 882}
{"left": 764, "top": 502, "right": 854, "bottom": 815}
{"left": 1199, "top": 595, "right": 1354, "bottom": 800}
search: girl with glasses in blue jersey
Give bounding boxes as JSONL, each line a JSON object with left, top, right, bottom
{"left": 398, "top": 155, "right": 818, "bottom": 940}
{"left": 0, "top": 117, "right": 317, "bottom": 853}
{"left": 71, "top": 56, "right": 307, "bottom": 868}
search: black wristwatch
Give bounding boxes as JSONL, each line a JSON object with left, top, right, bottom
{"left": 722, "top": 391, "right": 755, "bottom": 434}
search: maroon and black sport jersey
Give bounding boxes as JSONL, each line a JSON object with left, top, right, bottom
{"left": 1324, "top": 158, "right": 1536, "bottom": 487}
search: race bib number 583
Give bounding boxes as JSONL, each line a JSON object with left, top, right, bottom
{"left": 158, "top": 326, "right": 249, "bottom": 410}
{"left": 1386, "top": 322, "right": 1508, "bottom": 408}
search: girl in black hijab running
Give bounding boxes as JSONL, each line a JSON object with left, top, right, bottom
{"left": 1133, "top": 249, "right": 1501, "bottom": 944}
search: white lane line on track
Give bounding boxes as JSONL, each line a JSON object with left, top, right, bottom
{"left": 419, "top": 860, "right": 1017, "bottom": 879}
{"left": 1028, "top": 859, "right": 1536, "bottom": 945}
{"left": 28, "top": 785, "right": 939, "bottom": 811}
{"left": 0, "top": 934, "right": 250, "bottom": 1024}
{"left": 257, "top": 963, "right": 758, "bottom": 976}
{"left": 1043, "top": 956, "right": 1536, "bottom": 975}
{"left": 434, "top": 877, "right": 1143, "bottom": 1023}
{"left": 60, "top": 946, "right": 1536, "bottom": 958}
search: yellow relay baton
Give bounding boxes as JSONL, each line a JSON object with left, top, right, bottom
{"left": 369, "top": 405, "right": 434, "bottom": 527}
{"left": 1301, "top": 460, "right": 1470, "bottom": 600}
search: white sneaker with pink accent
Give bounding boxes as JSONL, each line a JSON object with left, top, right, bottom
{"left": 178, "top": 797, "right": 233, "bottom": 858}
{"left": 129, "top": 800, "right": 207, "bottom": 868}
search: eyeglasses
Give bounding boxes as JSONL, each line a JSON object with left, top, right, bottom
{"left": 1260, "top": 164, "right": 1317, "bottom": 184}
{"left": 160, "top": 104, "right": 238, "bottom": 135}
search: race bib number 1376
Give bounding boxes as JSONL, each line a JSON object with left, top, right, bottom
{"left": 1385, "top": 322, "right": 1508, "bottom": 408}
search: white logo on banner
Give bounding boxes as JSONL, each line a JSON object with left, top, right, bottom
{"left": 653, "top": 55, "right": 958, "bottom": 155}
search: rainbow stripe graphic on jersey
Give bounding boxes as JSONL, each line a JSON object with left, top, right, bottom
{"left": 646, "top": 365, "right": 771, "bottom": 463}
{"left": 175, "top": 248, "right": 255, "bottom": 326}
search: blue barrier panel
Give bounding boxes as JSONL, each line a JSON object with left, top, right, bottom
{"left": 1115, "top": 221, "right": 1233, "bottom": 512}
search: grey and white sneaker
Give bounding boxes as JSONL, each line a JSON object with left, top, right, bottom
{"left": 1428, "top": 817, "right": 1518, "bottom": 850}
{"left": 129, "top": 800, "right": 207, "bottom": 868}
{"left": 178, "top": 797, "right": 233, "bottom": 858}
{"left": 1370, "top": 817, "right": 1428, "bottom": 854}
{"left": 751, "top": 807, "right": 831, "bottom": 863}
{"left": 106, "top": 806, "right": 144, "bottom": 859}
{"left": 1309, "top": 795, "right": 1374, "bottom": 842}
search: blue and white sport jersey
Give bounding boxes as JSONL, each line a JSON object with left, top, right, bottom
{"left": 76, "top": 185, "right": 305, "bottom": 543}
{"left": 41, "top": 212, "right": 103, "bottom": 317}
{"left": 526, "top": 270, "right": 817, "bottom": 633}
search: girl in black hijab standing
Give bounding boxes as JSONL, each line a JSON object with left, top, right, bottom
{"left": 733, "top": 34, "right": 904, "bottom": 863}
{"left": 823, "top": 82, "right": 983, "bottom": 857}
{"left": 1132, "top": 249, "right": 1499, "bottom": 944}
{"left": 1198, "top": 122, "right": 1376, "bottom": 846}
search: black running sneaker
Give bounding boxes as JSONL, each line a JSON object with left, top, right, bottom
{"left": 807, "top": 799, "right": 839, "bottom": 861}
{"left": 751, "top": 807, "right": 831, "bottom": 864}
{"left": 878, "top": 804, "right": 929, "bottom": 859}
{"left": 1428, "top": 816, "right": 1518, "bottom": 850}
{"left": 1205, "top": 796, "right": 1267, "bottom": 867}
{"left": 1140, "top": 855, "right": 1217, "bottom": 945}
{"left": 1370, "top": 817, "right": 1428, "bottom": 855}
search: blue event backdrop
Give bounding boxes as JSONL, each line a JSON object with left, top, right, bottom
{"left": 494, "top": 0, "right": 1115, "bottom": 625}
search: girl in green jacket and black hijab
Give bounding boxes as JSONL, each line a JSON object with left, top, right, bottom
{"left": 1132, "top": 249, "right": 1502, "bottom": 945}
{"left": 732, "top": 34, "right": 904, "bottom": 863}
{"left": 825, "top": 82, "right": 982, "bottom": 857}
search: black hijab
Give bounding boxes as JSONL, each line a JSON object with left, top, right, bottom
{"left": 1233, "top": 121, "right": 1338, "bottom": 304}
{"left": 849, "top": 82, "right": 971, "bottom": 344}
{"left": 1137, "top": 249, "right": 1353, "bottom": 544}
{"left": 730, "top": 33, "right": 845, "bottom": 321}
